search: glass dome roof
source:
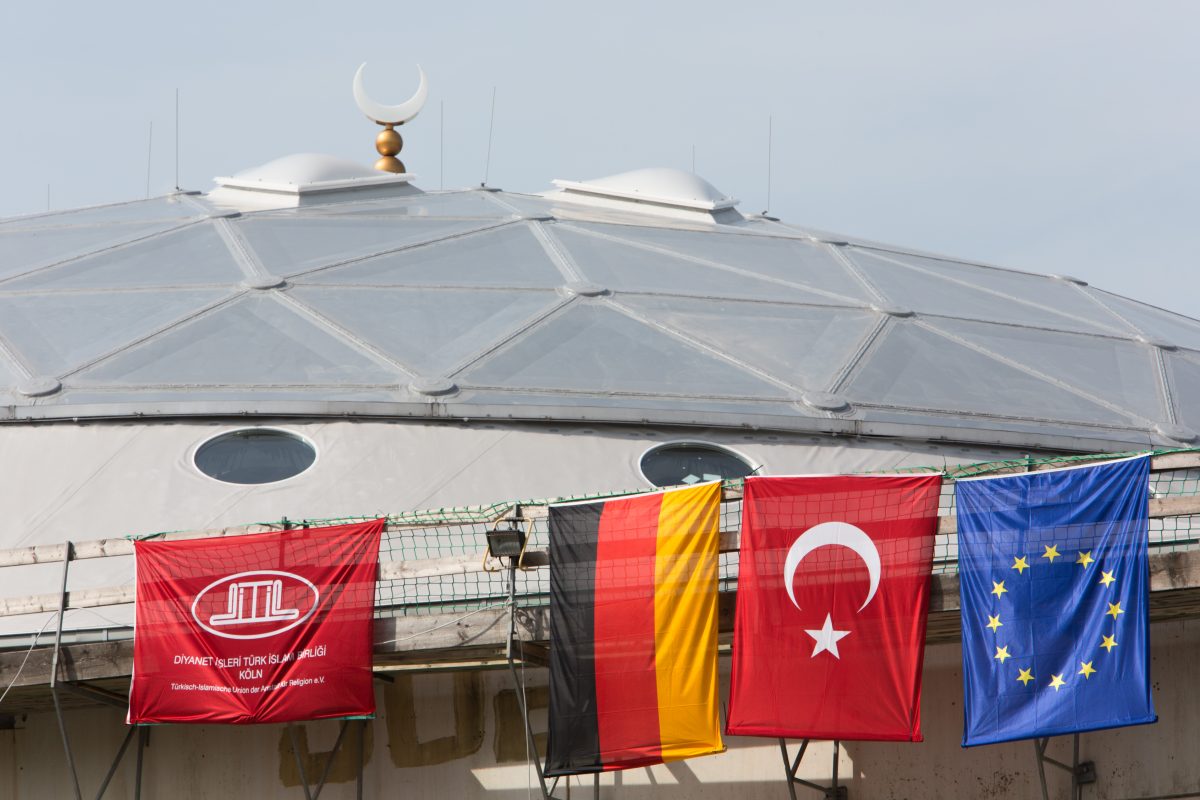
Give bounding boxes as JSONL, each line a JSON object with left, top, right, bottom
{"left": 0, "top": 168, "right": 1195, "bottom": 452}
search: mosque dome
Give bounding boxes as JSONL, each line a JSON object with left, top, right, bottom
{"left": 0, "top": 159, "right": 1196, "bottom": 453}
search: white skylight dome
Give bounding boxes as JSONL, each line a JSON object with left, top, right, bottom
{"left": 230, "top": 153, "right": 379, "bottom": 185}
{"left": 549, "top": 168, "right": 741, "bottom": 223}
{"left": 211, "top": 153, "right": 417, "bottom": 210}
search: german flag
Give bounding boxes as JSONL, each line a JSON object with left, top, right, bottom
{"left": 545, "top": 481, "right": 724, "bottom": 776}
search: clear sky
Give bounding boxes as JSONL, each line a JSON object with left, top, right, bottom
{"left": 2, "top": 1, "right": 1197, "bottom": 315}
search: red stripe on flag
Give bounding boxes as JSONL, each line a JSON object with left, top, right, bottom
{"left": 593, "top": 492, "right": 664, "bottom": 767}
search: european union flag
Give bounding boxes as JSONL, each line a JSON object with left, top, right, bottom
{"left": 957, "top": 456, "right": 1156, "bottom": 746}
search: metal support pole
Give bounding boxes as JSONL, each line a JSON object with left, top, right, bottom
{"left": 779, "top": 738, "right": 801, "bottom": 800}
{"left": 289, "top": 724, "right": 314, "bottom": 800}
{"left": 92, "top": 725, "right": 137, "bottom": 800}
{"left": 831, "top": 740, "right": 839, "bottom": 793}
{"left": 504, "top": 559, "right": 557, "bottom": 800}
{"left": 1071, "top": 733, "right": 1080, "bottom": 800}
{"left": 1033, "top": 733, "right": 1095, "bottom": 800}
{"left": 311, "top": 720, "right": 350, "bottom": 800}
{"left": 778, "top": 738, "right": 847, "bottom": 799}
{"left": 356, "top": 720, "right": 365, "bottom": 800}
{"left": 50, "top": 540, "right": 82, "bottom": 800}
{"left": 134, "top": 726, "right": 147, "bottom": 800}
{"left": 1034, "top": 739, "right": 1049, "bottom": 800}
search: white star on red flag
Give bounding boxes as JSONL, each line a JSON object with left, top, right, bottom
{"left": 805, "top": 613, "right": 850, "bottom": 659}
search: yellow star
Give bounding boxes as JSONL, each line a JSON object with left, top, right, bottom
{"left": 1099, "top": 570, "right": 1116, "bottom": 588}
{"left": 1049, "top": 674, "right": 1066, "bottom": 691}
{"left": 1076, "top": 551, "right": 1094, "bottom": 568}
{"left": 986, "top": 614, "right": 1003, "bottom": 632}
{"left": 994, "top": 645, "right": 1011, "bottom": 663}
{"left": 1011, "top": 556, "right": 1029, "bottom": 574}
{"left": 991, "top": 580, "right": 1007, "bottom": 598}
{"left": 1100, "top": 634, "right": 1118, "bottom": 652}
{"left": 1016, "top": 667, "right": 1035, "bottom": 686}
{"left": 1106, "top": 602, "right": 1124, "bottom": 619}
{"left": 1078, "top": 661, "right": 1096, "bottom": 679}
{"left": 1043, "top": 544, "right": 1061, "bottom": 562}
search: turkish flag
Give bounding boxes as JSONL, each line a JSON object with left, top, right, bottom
{"left": 727, "top": 475, "right": 941, "bottom": 741}
{"left": 129, "top": 520, "right": 383, "bottom": 725}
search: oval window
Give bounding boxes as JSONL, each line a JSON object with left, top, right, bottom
{"left": 194, "top": 429, "right": 316, "bottom": 485}
{"left": 639, "top": 442, "right": 755, "bottom": 488}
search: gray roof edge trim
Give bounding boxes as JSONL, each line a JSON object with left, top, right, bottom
{"left": 0, "top": 398, "right": 1159, "bottom": 453}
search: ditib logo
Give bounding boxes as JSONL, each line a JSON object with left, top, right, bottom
{"left": 191, "top": 571, "right": 320, "bottom": 640}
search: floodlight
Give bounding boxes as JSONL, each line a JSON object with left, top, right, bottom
{"left": 486, "top": 525, "right": 526, "bottom": 559}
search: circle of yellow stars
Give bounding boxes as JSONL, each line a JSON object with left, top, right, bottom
{"left": 986, "top": 542, "right": 1123, "bottom": 693}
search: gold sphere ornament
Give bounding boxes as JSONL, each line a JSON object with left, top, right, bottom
{"left": 376, "top": 127, "right": 403, "bottom": 157}
{"left": 375, "top": 156, "right": 406, "bottom": 174}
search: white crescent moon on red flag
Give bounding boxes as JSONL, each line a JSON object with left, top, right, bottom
{"left": 353, "top": 63, "right": 428, "bottom": 125}
{"left": 783, "top": 521, "right": 881, "bottom": 613}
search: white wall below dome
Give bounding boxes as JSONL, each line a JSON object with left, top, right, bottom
{"left": 0, "top": 419, "right": 1030, "bottom": 638}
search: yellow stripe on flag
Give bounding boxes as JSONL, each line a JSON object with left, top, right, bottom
{"left": 654, "top": 482, "right": 724, "bottom": 762}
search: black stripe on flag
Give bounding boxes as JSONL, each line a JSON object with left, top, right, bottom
{"left": 546, "top": 501, "right": 603, "bottom": 776}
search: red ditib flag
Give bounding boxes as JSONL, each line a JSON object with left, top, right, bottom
{"left": 128, "top": 519, "right": 384, "bottom": 725}
{"left": 727, "top": 475, "right": 941, "bottom": 742}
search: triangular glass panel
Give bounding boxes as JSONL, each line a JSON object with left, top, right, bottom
{"left": 2, "top": 224, "right": 246, "bottom": 291}
{"left": 290, "top": 286, "right": 559, "bottom": 375}
{"left": 299, "top": 224, "right": 565, "bottom": 288}
{"left": 483, "top": 192, "right": 557, "bottom": 218}
{"left": 843, "top": 248, "right": 1117, "bottom": 334}
{"left": 73, "top": 294, "right": 398, "bottom": 386}
{"left": 1164, "top": 353, "right": 1200, "bottom": 430}
{"left": 925, "top": 318, "right": 1163, "bottom": 421}
{"left": 549, "top": 226, "right": 852, "bottom": 306}
{"left": 617, "top": 295, "right": 877, "bottom": 392}
{"left": 305, "top": 191, "right": 516, "bottom": 219}
{"left": 0, "top": 289, "right": 231, "bottom": 376}
{"left": 1088, "top": 291, "right": 1200, "bottom": 352}
{"left": 235, "top": 216, "right": 492, "bottom": 276}
{"left": 571, "top": 222, "right": 875, "bottom": 304}
{"left": 460, "top": 302, "right": 789, "bottom": 398}
{"left": 844, "top": 323, "right": 1135, "bottom": 426}
{"left": 0, "top": 222, "right": 184, "bottom": 283}
{"left": 863, "top": 248, "right": 1133, "bottom": 333}
{"left": 0, "top": 350, "right": 20, "bottom": 393}
{"left": 0, "top": 196, "right": 204, "bottom": 230}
